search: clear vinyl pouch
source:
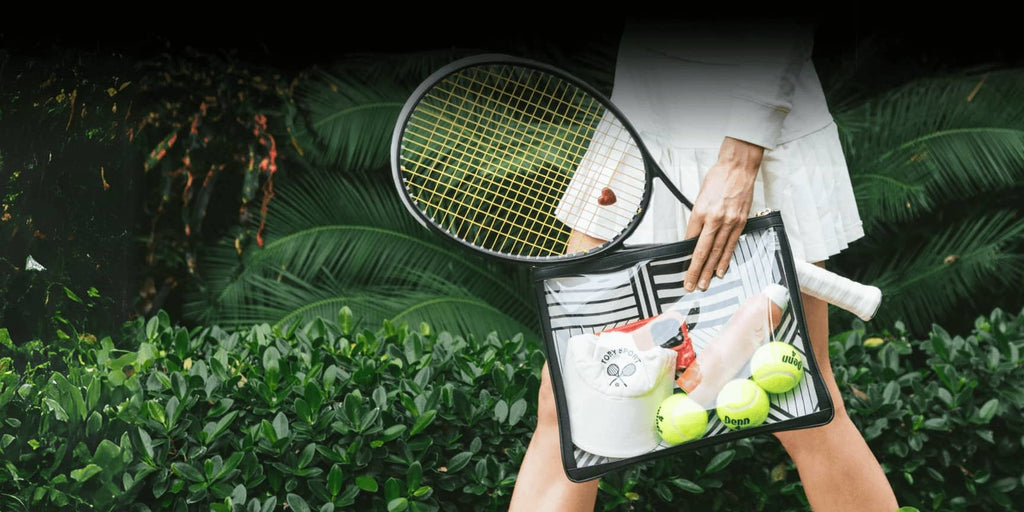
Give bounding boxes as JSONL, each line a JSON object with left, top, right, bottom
{"left": 532, "top": 212, "right": 834, "bottom": 482}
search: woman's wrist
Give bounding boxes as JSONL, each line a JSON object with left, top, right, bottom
{"left": 717, "top": 137, "right": 765, "bottom": 177}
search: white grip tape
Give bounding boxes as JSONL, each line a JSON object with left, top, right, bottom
{"left": 794, "top": 260, "right": 882, "bottom": 321}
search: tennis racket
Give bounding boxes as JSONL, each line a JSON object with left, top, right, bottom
{"left": 390, "top": 54, "right": 881, "bottom": 321}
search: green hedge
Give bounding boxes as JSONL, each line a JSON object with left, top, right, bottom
{"left": 595, "top": 308, "right": 1024, "bottom": 512}
{"left": 1, "top": 306, "right": 1022, "bottom": 511}
{"left": 0, "top": 309, "right": 540, "bottom": 511}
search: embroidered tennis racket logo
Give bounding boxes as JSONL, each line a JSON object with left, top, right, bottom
{"left": 606, "top": 363, "right": 636, "bottom": 386}
{"left": 600, "top": 348, "right": 643, "bottom": 388}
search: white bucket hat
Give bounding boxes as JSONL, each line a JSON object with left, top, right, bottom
{"left": 562, "top": 331, "right": 677, "bottom": 458}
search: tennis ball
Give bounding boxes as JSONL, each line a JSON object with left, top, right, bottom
{"left": 716, "top": 379, "right": 769, "bottom": 430}
{"left": 655, "top": 393, "right": 708, "bottom": 445}
{"left": 750, "top": 342, "right": 804, "bottom": 394}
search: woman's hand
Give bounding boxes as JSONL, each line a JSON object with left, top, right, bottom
{"left": 683, "top": 137, "right": 765, "bottom": 292}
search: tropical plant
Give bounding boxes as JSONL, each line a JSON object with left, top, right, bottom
{"left": 285, "top": 51, "right": 468, "bottom": 174}
{"left": 183, "top": 170, "right": 539, "bottom": 340}
{"left": 184, "top": 47, "right": 621, "bottom": 340}
{"left": 830, "top": 68, "right": 1024, "bottom": 334}
{"left": 186, "top": 35, "right": 1024, "bottom": 341}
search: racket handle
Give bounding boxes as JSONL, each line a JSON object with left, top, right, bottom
{"left": 794, "top": 260, "right": 882, "bottom": 321}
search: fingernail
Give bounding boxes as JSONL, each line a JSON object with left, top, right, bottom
{"left": 716, "top": 269, "right": 725, "bottom": 278}
{"left": 684, "top": 281, "right": 694, "bottom": 291}
{"left": 698, "top": 279, "right": 708, "bottom": 290}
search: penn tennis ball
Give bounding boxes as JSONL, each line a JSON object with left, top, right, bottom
{"left": 715, "top": 379, "right": 769, "bottom": 430}
{"left": 655, "top": 393, "right": 708, "bottom": 445}
{"left": 750, "top": 342, "right": 804, "bottom": 394}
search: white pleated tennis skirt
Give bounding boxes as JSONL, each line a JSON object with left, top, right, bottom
{"left": 624, "top": 122, "right": 865, "bottom": 264}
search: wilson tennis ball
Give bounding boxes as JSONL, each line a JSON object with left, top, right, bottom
{"left": 715, "top": 379, "right": 769, "bottom": 430}
{"left": 750, "top": 342, "right": 804, "bottom": 394}
{"left": 655, "top": 393, "right": 708, "bottom": 445}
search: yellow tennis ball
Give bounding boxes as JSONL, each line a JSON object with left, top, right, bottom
{"left": 655, "top": 393, "right": 708, "bottom": 445}
{"left": 750, "top": 342, "right": 804, "bottom": 394}
{"left": 716, "top": 379, "right": 769, "bottom": 430}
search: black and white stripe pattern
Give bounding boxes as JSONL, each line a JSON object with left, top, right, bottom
{"left": 542, "top": 227, "right": 822, "bottom": 470}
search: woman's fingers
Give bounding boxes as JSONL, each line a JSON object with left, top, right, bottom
{"left": 684, "top": 222, "right": 715, "bottom": 291}
{"left": 683, "top": 210, "right": 707, "bottom": 291}
{"left": 682, "top": 138, "right": 761, "bottom": 291}
{"left": 698, "top": 226, "right": 733, "bottom": 289}
{"left": 715, "top": 223, "right": 745, "bottom": 278}
{"left": 684, "top": 213, "right": 746, "bottom": 291}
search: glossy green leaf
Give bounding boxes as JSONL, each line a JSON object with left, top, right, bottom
{"left": 384, "top": 477, "right": 402, "bottom": 502}
{"left": 70, "top": 464, "right": 102, "bottom": 483}
{"left": 272, "top": 412, "right": 290, "bottom": 440}
{"left": 977, "top": 398, "right": 999, "bottom": 422}
{"left": 494, "top": 400, "right": 508, "bottom": 423}
{"left": 671, "top": 478, "right": 703, "bottom": 494}
{"left": 407, "top": 461, "right": 422, "bottom": 491}
{"left": 172, "top": 462, "right": 205, "bottom": 483}
{"left": 328, "top": 465, "right": 344, "bottom": 497}
{"left": 409, "top": 410, "right": 436, "bottom": 436}
{"left": 448, "top": 452, "right": 473, "bottom": 473}
{"left": 287, "top": 493, "right": 311, "bottom": 512}
{"left": 298, "top": 443, "right": 316, "bottom": 469}
{"left": 387, "top": 498, "right": 409, "bottom": 512}
{"left": 356, "top": 475, "right": 378, "bottom": 492}
{"left": 508, "top": 398, "right": 527, "bottom": 426}
{"left": 704, "top": 450, "right": 736, "bottom": 474}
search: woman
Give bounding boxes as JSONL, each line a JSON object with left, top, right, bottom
{"left": 510, "top": 17, "right": 900, "bottom": 511}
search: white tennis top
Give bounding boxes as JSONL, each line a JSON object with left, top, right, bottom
{"left": 558, "top": 19, "right": 865, "bottom": 263}
{"left": 611, "top": 19, "right": 832, "bottom": 150}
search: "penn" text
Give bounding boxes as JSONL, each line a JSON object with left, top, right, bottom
{"left": 723, "top": 416, "right": 750, "bottom": 427}
{"left": 781, "top": 354, "right": 803, "bottom": 370}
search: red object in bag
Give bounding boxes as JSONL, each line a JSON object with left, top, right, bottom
{"left": 599, "top": 313, "right": 695, "bottom": 370}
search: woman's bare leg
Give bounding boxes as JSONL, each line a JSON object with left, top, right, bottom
{"left": 509, "top": 362, "right": 599, "bottom": 512}
{"left": 773, "top": 261, "right": 899, "bottom": 511}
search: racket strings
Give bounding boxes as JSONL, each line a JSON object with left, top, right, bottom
{"left": 405, "top": 70, "right": 596, "bottom": 211}
{"left": 493, "top": 68, "right": 607, "bottom": 253}
{"left": 404, "top": 106, "right": 571, "bottom": 253}
{"left": 405, "top": 103, "right": 573, "bottom": 250}
{"left": 484, "top": 69, "right": 591, "bottom": 253}
{"left": 405, "top": 67, "right": 592, "bottom": 254}
{"left": 431, "top": 72, "right": 576, "bottom": 248}
{"left": 400, "top": 63, "right": 648, "bottom": 257}
{"left": 406, "top": 85, "right": 636, "bottom": 254}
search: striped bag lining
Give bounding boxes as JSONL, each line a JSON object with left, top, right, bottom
{"left": 541, "top": 227, "right": 821, "bottom": 470}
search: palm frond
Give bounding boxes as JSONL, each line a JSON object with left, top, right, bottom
{"left": 838, "top": 69, "right": 1024, "bottom": 156}
{"left": 847, "top": 209, "right": 1024, "bottom": 332}
{"left": 262, "top": 170, "right": 421, "bottom": 238}
{"left": 837, "top": 68, "right": 1024, "bottom": 229}
{"left": 205, "top": 267, "right": 537, "bottom": 341}
{"left": 189, "top": 225, "right": 534, "bottom": 323}
{"left": 287, "top": 46, "right": 620, "bottom": 176}
{"left": 382, "top": 276, "right": 539, "bottom": 341}
{"left": 289, "top": 70, "right": 407, "bottom": 173}
{"left": 323, "top": 49, "right": 474, "bottom": 91}
{"left": 850, "top": 128, "right": 1024, "bottom": 227}
{"left": 184, "top": 173, "right": 537, "bottom": 334}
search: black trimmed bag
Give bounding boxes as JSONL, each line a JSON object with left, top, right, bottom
{"left": 532, "top": 211, "right": 834, "bottom": 482}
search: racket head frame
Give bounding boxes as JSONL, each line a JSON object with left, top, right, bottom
{"left": 390, "top": 53, "right": 689, "bottom": 265}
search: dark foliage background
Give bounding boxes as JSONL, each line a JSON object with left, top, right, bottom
{"left": 4, "top": 12, "right": 1022, "bottom": 341}
{"left": 1, "top": 10, "right": 1023, "bottom": 512}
